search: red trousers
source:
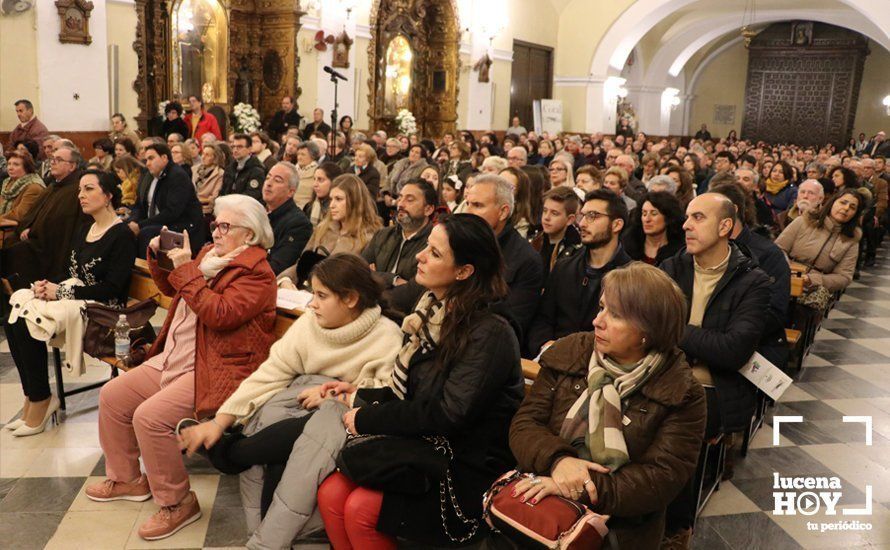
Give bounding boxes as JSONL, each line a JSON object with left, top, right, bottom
{"left": 317, "top": 472, "right": 397, "bottom": 550}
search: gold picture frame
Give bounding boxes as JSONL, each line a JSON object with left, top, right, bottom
{"left": 55, "top": 0, "right": 94, "bottom": 45}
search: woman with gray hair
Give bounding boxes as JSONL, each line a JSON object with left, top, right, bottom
{"left": 84, "top": 193, "right": 278, "bottom": 541}
{"left": 645, "top": 174, "right": 678, "bottom": 195}
{"left": 294, "top": 140, "right": 321, "bottom": 208}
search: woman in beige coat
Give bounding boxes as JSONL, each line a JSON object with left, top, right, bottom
{"left": 775, "top": 188, "right": 863, "bottom": 292}
{"left": 193, "top": 144, "right": 226, "bottom": 215}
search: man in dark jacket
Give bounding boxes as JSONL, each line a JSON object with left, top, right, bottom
{"left": 660, "top": 193, "right": 770, "bottom": 544}
{"left": 263, "top": 162, "right": 312, "bottom": 275}
{"left": 267, "top": 96, "right": 302, "bottom": 142}
{"left": 527, "top": 189, "right": 632, "bottom": 357}
{"left": 361, "top": 179, "right": 435, "bottom": 287}
{"left": 221, "top": 134, "right": 267, "bottom": 203}
{"left": 660, "top": 193, "right": 769, "bottom": 435}
{"left": 710, "top": 183, "right": 789, "bottom": 369}
{"left": 128, "top": 143, "right": 205, "bottom": 257}
{"left": 301, "top": 108, "right": 332, "bottom": 141}
{"left": 465, "top": 174, "right": 543, "bottom": 340}
{"left": 3, "top": 144, "right": 86, "bottom": 287}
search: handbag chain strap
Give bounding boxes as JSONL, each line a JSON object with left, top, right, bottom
{"left": 428, "top": 436, "right": 481, "bottom": 544}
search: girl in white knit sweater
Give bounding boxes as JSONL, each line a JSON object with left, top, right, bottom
{"left": 178, "top": 254, "right": 402, "bottom": 503}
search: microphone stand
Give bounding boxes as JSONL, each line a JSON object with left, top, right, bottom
{"left": 329, "top": 72, "right": 339, "bottom": 158}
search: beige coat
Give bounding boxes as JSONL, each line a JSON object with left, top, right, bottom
{"left": 294, "top": 161, "right": 318, "bottom": 208}
{"left": 775, "top": 215, "right": 861, "bottom": 292}
{"left": 193, "top": 165, "right": 225, "bottom": 214}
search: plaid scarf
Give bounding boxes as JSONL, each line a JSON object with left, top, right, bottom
{"left": 560, "top": 349, "right": 669, "bottom": 471}
{"left": 1, "top": 173, "right": 45, "bottom": 216}
{"left": 390, "top": 291, "right": 444, "bottom": 399}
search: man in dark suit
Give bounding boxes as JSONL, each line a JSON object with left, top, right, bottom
{"left": 128, "top": 143, "right": 204, "bottom": 257}
{"left": 263, "top": 162, "right": 312, "bottom": 274}
{"left": 267, "top": 96, "right": 302, "bottom": 143}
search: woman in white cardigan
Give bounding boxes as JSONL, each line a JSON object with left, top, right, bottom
{"left": 178, "top": 254, "right": 401, "bottom": 508}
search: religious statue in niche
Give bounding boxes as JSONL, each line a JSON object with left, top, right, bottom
{"left": 332, "top": 30, "right": 353, "bottom": 69}
{"left": 54, "top": 0, "right": 93, "bottom": 45}
{"left": 384, "top": 35, "right": 413, "bottom": 115}
{"left": 473, "top": 52, "right": 492, "bottom": 83}
{"left": 792, "top": 22, "right": 813, "bottom": 46}
{"left": 235, "top": 58, "right": 254, "bottom": 104}
{"left": 171, "top": 0, "right": 228, "bottom": 104}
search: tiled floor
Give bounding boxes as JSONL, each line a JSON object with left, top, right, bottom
{"left": 2, "top": 256, "right": 890, "bottom": 549}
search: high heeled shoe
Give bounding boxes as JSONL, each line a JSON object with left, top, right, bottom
{"left": 3, "top": 418, "right": 26, "bottom": 431}
{"left": 12, "top": 396, "right": 60, "bottom": 437}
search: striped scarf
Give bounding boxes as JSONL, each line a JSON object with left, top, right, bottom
{"left": 390, "top": 291, "right": 444, "bottom": 399}
{"left": 560, "top": 349, "right": 669, "bottom": 471}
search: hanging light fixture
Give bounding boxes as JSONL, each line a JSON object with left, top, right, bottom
{"left": 740, "top": 0, "right": 758, "bottom": 48}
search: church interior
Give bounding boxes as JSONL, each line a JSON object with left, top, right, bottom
{"left": 0, "top": 1, "right": 889, "bottom": 549}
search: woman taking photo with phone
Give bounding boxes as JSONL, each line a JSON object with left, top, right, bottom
{"left": 84, "top": 194, "right": 278, "bottom": 542}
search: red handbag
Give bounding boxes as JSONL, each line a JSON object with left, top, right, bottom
{"left": 483, "top": 470, "right": 610, "bottom": 549}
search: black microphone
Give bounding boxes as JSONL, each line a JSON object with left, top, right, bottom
{"left": 324, "top": 66, "right": 348, "bottom": 81}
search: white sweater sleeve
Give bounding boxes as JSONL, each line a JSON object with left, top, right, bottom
{"left": 216, "top": 315, "right": 308, "bottom": 420}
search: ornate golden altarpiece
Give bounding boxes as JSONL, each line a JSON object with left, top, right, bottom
{"left": 133, "top": 0, "right": 303, "bottom": 133}
{"left": 367, "top": 0, "right": 460, "bottom": 136}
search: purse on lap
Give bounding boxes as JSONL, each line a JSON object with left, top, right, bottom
{"left": 483, "top": 470, "right": 611, "bottom": 550}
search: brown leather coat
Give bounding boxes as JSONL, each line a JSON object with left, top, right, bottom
{"left": 146, "top": 244, "right": 278, "bottom": 418}
{"left": 509, "top": 332, "right": 706, "bottom": 550}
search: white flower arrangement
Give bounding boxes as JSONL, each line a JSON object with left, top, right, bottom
{"left": 233, "top": 102, "right": 262, "bottom": 133}
{"left": 395, "top": 109, "right": 417, "bottom": 136}
{"left": 158, "top": 100, "right": 170, "bottom": 117}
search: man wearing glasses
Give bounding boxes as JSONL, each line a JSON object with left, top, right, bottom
{"left": 3, "top": 145, "right": 86, "bottom": 289}
{"left": 526, "top": 189, "right": 631, "bottom": 358}
{"left": 220, "top": 133, "right": 266, "bottom": 203}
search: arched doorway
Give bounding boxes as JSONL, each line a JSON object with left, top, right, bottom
{"left": 367, "top": 0, "right": 460, "bottom": 137}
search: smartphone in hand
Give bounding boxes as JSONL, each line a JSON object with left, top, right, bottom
{"left": 157, "top": 228, "right": 185, "bottom": 270}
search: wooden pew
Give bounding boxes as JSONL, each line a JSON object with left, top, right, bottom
{"left": 53, "top": 260, "right": 303, "bottom": 411}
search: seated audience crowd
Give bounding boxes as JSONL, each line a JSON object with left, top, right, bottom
{"left": 2, "top": 95, "right": 888, "bottom": 549}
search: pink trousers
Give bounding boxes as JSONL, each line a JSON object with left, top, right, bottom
{"left": 98, "top": 366, "right": 194, "bottom": 506}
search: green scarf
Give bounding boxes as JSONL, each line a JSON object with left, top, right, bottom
{"left": 1, "top": 173, "right": 45, "bottom": 216}
{"left": 560, "top": 348, "right": 670, "bottom": 471}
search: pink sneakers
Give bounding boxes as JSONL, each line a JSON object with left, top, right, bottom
{"left": 137, "top": 490, "right": 202, "bottom": 541}
{"left": 84, "top": 475, "right": 151, "bottom": 502}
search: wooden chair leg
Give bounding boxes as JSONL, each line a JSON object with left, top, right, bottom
{"left": 52, "top": 347, "right": 66, "bottom": 412}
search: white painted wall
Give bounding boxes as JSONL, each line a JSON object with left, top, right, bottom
{"left": 34, "top": 0, "right": 110, "bottom": 131}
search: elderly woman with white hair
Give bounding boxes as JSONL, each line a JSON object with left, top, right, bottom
{"left": 84, "top": 194, "right": 279, "bottom": 542}
{"left": 294, "top": 140, "right": 321, "bottom": 208}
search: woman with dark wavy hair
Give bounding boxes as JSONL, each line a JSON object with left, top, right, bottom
{"left": 317, "top": 213, "right": 524, "bottom": 549}
{"left": 622, "top": 191, "right": 685, "bottom": 265}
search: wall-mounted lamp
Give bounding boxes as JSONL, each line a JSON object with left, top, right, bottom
{"left": 883, "top": 95, "right": 890, "bottom": 116}
{"left": 662, "top": 87, "right": 681, "bottom": 111}
{"left": 605, "top": 76, "right": 628, "bottom": 101}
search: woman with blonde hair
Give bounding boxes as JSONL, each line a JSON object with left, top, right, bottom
{"left": 548, "top": 157, "right": 575, "bottom": 190}
{"left": 111, "top": 154, "right": 143, "bottom": 209}
{"left": 193, "top": 143, "right": 226, "bottom": 215}
{"left": 279, "top": 174, "right": 382, "bottom": 285}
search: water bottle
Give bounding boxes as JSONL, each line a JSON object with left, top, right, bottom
{"left": 114, "top": 314, "right": 131, "bottom": 367}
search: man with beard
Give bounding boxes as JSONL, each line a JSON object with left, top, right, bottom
{"left": 783, "top": 179, "right": 824, "bottom": 227}
{"left": 361, "top": 179, "right": 436, "bottom": 287}
{"left": 526, "top": 188, "right": 631, "bottom": 357}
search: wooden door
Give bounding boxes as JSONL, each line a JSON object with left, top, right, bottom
{"left": 509, "top": 40, "right": 553, "bottom": 131}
